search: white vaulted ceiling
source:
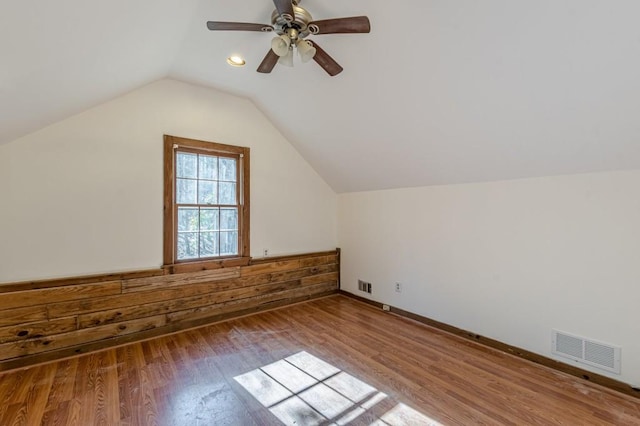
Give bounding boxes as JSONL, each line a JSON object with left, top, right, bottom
{"left": 3, "top": 1, "right": 640, "bottom": 192}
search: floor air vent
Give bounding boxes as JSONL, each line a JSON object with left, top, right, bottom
{"left": 552, "top": 330, "right": 621, "bottom": 374}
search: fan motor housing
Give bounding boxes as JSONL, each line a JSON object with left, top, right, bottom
{"left": 271, "top": 5, "right": 313, "bottom": 38}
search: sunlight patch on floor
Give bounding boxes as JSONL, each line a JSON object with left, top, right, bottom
{"left": 234, "top": 351, "right": 442, "bottom": 425}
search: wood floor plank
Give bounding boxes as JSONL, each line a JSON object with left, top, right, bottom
{"left": 43, "top": 358, "right": 78, "bottom": 411}
{"left": 65, "top": 398, "right": 83, "bottom": 426}
{"left": 0, "top": 295, "right": 638, "bottom": 425}
{"left": 18, "top": 364, "right": 56, "bottom": 424}
{"left": 94, "top": 350, "right": 120, "bottom": 426}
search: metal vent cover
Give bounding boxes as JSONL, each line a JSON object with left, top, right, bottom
{"left": 357, "top": 279, "right": 372, "bottom": 294}
{"left": 552, "top": 330, "right": 621, "bottom": 374}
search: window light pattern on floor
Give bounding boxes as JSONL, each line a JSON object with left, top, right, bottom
{"left": 234, "top": 351, "right": 441, "bottom": 426}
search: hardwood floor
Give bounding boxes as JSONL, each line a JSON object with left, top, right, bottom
{"left": 0, "top": 295, "right": 638, "bottom": 425}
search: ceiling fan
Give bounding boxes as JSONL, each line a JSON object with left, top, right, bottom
{"left": 206, "top": 0, "right": 370, "bottom": 76}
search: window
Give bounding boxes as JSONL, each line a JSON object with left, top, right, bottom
{"left": 163, "top": 135, "right": 249, "bottom": 266}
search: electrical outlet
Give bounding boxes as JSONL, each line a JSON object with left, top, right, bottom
{"left": 382, "top": 304, "right": 390, "bottom": 311}
{"left": 395, "top": 282, "right": 402, "bottom": 293}
{"left": 263, "top": 248, "right": 269, "bottom": 257}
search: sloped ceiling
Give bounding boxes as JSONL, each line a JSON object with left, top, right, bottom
{"left": 3, "top": 0, "right": 640, "bottom": 192}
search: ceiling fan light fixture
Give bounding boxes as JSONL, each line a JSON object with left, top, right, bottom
{"left": 278, "top": 48, "right": 294, "bottom": 67}
{"left": 271, "top": 34, "right": 291, "bottom": 57}
{"left": 296, "top": 39, "right": 316, "bottom": 63}
{"left": 207, "top": 4, "right": 370, "bottom": 76}
{"left": 226, "top": 55, "right": 246, "bottom": 67}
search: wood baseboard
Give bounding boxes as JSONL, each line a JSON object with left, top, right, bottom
{"left": 339, "top": 290, "right": 640, "bottom": 400}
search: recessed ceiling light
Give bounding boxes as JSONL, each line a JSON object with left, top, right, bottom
{"left": 226, "top": 56, "right": 246, "bottom": 67}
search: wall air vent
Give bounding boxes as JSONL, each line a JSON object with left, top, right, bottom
{"left": 358, "top": 279, "right": 372, "bottom": 294}
{"left": 552, "top": 330, "right": 621, "bottom": 374}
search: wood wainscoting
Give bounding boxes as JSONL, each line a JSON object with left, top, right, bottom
{"left": 0, "top": 250, "right": 339, "bottom": 372}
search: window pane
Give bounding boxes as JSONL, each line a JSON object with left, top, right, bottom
{"left": 199, "top": 231, "right": 219, "bottom": 257}
{"left": 220, "top": 231, "right": 238, "bottom": 256}
{"left": 178, "top": 208, "right": 199, "bottom": 232}
{"left": 177, "top": 232, "right": 199, "bottom": 259}
{"left": 199, "top": 155, "right": 218, "bottom": 180}
{"left": 177, "top": 153, "right": 197, "bottom": 178}
{"left": 177, "top": 179, "right": 197, "bottom": 204}
{"left": 219, "top": 182, "right": 236, "bottom": 205}
{"left": 198, "top": 180, "right": 218, "bottom": 204}
{"left": 219, "top": 157, "right": 237, "bottom": 182}
{"left": 220, "top": 208, "right": 238, "bottom": 231}
{"left": 200, "top": 208, "right": 219, "bottom": 231}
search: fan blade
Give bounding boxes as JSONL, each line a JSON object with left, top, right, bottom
{"left": 272, "top": 0, "right": 294, "bottom": 20}
{"left": 257, "top": 49, "right": 279, "bottom": 73}
{"left": 308, "top": 41, "right": 343, "bottom": 76}
{"left": 309, "top": 16, "right": 370, "bottom": 35}
{"left": 207, "top": 21, "right": 273, "bottom": 32}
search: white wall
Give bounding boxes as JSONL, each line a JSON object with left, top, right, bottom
{"left": 0, "top": 79, "right": 337, "bottom": 283}
{"left": 338, "top": 170, "right": 640, "bottom": 386}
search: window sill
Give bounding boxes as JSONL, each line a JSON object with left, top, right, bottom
{"left": 163, "top": 256, "right": 250, "bottom": 274}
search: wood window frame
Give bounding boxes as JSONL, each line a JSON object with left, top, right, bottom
{"left": 163, "top": 135, "right": 250, "bottom": 270}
